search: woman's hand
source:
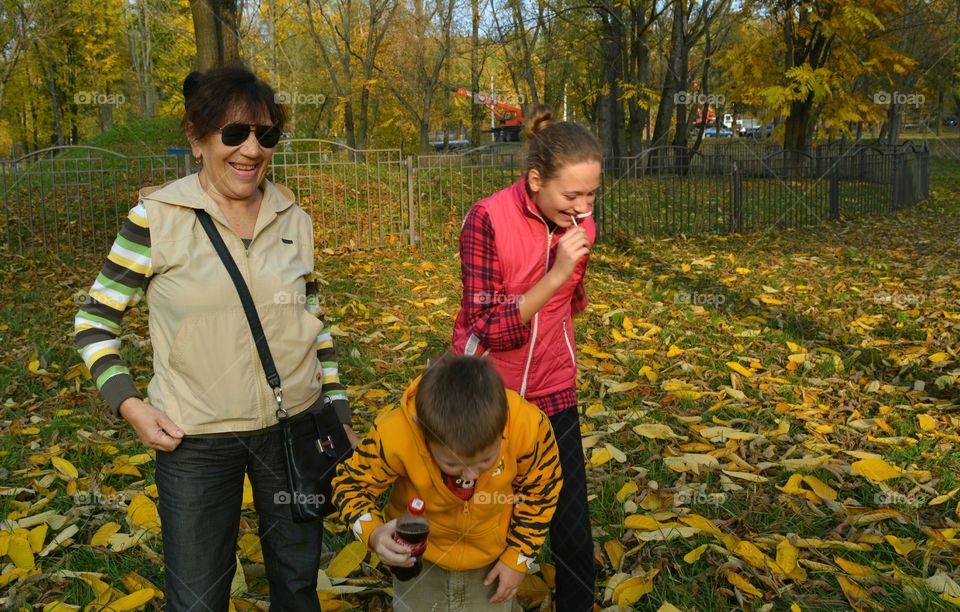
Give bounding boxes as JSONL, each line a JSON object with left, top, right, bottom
{"left": 118, "top": 397, "right": 185, "bottom": 451}
{"left": 550, "top": 227, "right": 591, "bottom": 283}
{"left": 343, "top": 423, "right": 360, "bottom": 448}
{"left": 369, "top": 520, "right": 416, "bottom": 566}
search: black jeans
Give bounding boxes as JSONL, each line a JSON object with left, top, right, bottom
{"left": 548, "top": 407, "right": 596, "bottom": 611}
{"left": 155, "top": 430, "right": 323, "bottom": 612}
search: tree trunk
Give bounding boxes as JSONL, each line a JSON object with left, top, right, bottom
{"left": 191, "top": 0, "right": 241, "bottom": 70}
{"left": 596, "top": 7, "right": 626, "bottom": 157}
{"left": 651, "top": 0, "right": 684, "bottom": 149}
{"left": 509, "top": 0, "right": 539, "bottom": 106}
{"left": 44, "top": 57, "right": 63, "bottom": 145}
{"left": 628, "top": 31, "right": 649, "bottom": 153}
{"left": 470, "top": 0, "right": 482, "bottom": 146}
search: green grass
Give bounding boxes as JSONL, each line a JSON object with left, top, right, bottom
{"left": 80, "top": 116, "right": 188, "bottom": 156}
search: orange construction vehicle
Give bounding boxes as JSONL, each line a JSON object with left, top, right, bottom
{"left": 449, "top": 85, "right": 524, "bottom": 142}
{"left": 692, "top": 105, "right": 718, "bottom": 126}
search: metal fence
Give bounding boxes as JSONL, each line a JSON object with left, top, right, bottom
{"left": 0, "top": 139, "right": 929, "bottom": 259}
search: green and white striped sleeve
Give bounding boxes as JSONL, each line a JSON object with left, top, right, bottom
{"left": 305, "top": 273, "right": 351, "bottom": 424}
{"left": 74, "top": 203, "right": 152, "bottom": 415}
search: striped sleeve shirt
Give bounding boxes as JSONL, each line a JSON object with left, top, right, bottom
{"left": 75, "top": 204, "right": 351, "bottom": 422}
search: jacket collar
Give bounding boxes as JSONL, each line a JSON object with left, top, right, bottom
{"left": 140, "top": 173, "right": 295, "bottom": 213}
{"left": 139, "top": 173, "right": 296, "bottom": 240}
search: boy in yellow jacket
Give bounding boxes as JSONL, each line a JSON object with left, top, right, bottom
{"left": 331, "top": 353, "right": 562, "bottom": 610}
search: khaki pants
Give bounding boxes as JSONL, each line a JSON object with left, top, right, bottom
{"left": 392, "top": 560, "right": 516, "bottom": 612}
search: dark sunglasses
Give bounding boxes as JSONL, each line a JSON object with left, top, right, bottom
{"left": 218, "top": 123, "right": 282, "bottom": 148}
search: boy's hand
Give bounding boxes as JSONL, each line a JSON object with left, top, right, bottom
{"left": 484, "top": 561, "right": 524, "bottom": 604}
{"left": 369, "top": 520, "right": 416, "bottom": 567}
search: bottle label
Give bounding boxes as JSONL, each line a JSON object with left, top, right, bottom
{"left": 393, "top": 533, "right": 427, "bottom": 556}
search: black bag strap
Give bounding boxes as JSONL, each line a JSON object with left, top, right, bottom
{"left": 195, "top": 208, "right": 287, "bottom": 418}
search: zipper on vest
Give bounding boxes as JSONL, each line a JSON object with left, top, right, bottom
{"left": 562, "top": 320, "right": 576, "bottom": 368}
{"left": 520, "top": 226, "right": 554, "bottom": 397}
{"left": 237, "top": 235, "right": 269, "bottom": 426}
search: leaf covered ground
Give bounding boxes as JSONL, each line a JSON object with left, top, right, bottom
{"left": 2, "top": 162, "right": 960, "bottom": 611}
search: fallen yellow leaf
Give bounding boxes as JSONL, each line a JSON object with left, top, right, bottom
{"left": 51, "top": 457, "right": 79, "bottom": 480}
{"left": 127, "top": 494, "right": 161, "bottom": 534}
{"left": 613, "top": 570, "right": 658, "bottom": 607}
{"left": 883, "top": 535, "right": 917, "bottom": 556}
{"left": 326, "top": 541, "right": 366, "bottom": 578}
{"left": 664, "top": 453, "right": 719, "bottom": 474}
{"left": 726, "top": 361, "right": 755, "bottom": 377}
{"left": 837, "top": 574, "right": 882, "bottom": 610}
{"left": 107, "top": 588, "right": 157, "bottom": 610}
{"left": 604, "top": 539, "right": 624, "bottom": 569}
{"left": 851, "top": 457, "right": 902, "bottom": 482}
{"left": 616, "top": 482, "right": 639, "bottom": 503}
{"left": 624, "top": 514, "right": 661, "bottom": 531}
{"left": 684, "top": 543, "right": 708, "bottom": 563}
{"left": 727, "top": 572, "right": 762, "bottom": 597}
{"left": 27, "top": 524, "right": 47, "bottom": 553}
{"left": 590, "top": 447, "right": 613, "bottom": 467}
{"left": 776, "top": 539, "right": 799, "bottom": 575}
{"left": 834, "top": 555, "right": 876, "bottom": 577}
{"left": 801, "top": 475, "right": 838, "bottom": 501}
{"left": 632, "top": 423, "right": 684, "bottom": 440}
{"left": 916, "top": 414, "right": 936, "bottom": 431}
{"left": 7, "top": 536, "right": 34, "bottom": 569}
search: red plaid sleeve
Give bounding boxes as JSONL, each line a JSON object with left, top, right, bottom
{"left": 459, "top": 205, "right": 531, "bottom": 351}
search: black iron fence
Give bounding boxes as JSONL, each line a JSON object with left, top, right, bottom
{"left": 0, "top": 140, "right": 929, "bottom": 259}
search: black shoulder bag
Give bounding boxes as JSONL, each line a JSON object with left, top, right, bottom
{"left": 195, "top": 208, "right": 353, "bottom": 522}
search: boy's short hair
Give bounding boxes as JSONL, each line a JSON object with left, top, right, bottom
{"left": 415, "top": 353, "right": 508, "bottom": 456}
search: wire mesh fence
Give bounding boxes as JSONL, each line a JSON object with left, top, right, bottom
{"left": 0, "top": 140, "right": 929, "bottom": 260}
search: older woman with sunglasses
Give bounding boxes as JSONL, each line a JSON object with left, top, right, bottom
{"left": 74, "top": 65, "right": 356, "bottom": 611}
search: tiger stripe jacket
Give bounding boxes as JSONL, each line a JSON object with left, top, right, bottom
{"left": 331, "top": 376, "right": 562, "bottom": 573}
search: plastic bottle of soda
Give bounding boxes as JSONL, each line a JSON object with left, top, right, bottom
{"left": 391, "top": 497, "right": 429, "bottom": 581}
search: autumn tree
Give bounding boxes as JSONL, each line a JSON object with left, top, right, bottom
{"left": 731, "top": 0, "right": 911, "bottom": 160}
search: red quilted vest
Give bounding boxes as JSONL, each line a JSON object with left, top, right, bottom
{"left": 452, "top": 178, "right": 594, "bottom": 399}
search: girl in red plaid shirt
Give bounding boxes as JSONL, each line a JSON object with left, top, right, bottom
{"left": 452, "top": 104, "right": 600, "bottom": 610}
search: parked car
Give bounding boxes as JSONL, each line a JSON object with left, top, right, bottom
{"left": 944, "top": 115, "right": 958, "bottom": 127}
{"left": 743, "top": 124, "right": 774, "bottom": 138}
{"left": 702, "top": 126, "right": 733, "bottom": 138}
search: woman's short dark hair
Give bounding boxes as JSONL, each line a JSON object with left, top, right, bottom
{"left": 182, "top": 65, "right": 285, "bottom": 140}
{"left": 415, "top": 353, "right": 508, "bottom": 457}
